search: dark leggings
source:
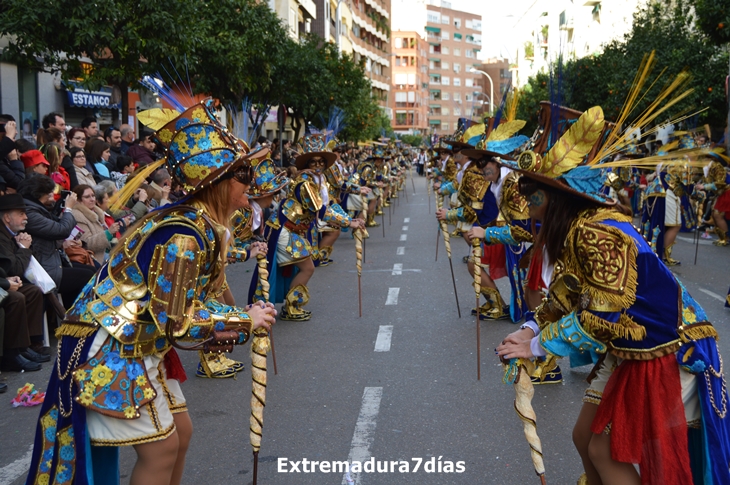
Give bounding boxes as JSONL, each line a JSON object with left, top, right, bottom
{"left": 59, "top": 264, "right": 97, "bottom": 309}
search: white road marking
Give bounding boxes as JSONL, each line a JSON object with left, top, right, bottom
{"left": 0, "top": 446, "right": 33, "bottom": 485}
{"left": 392, "top": 263, "right": 403, "bottom": 275}
{"left": 404, "top": 217, "right": 410, "bottom": 223}
{"left": 341, "top": 387, "right": 384, "bottom": 485}
{"left": 396, "top": 246, "right": 405, "bottom": 255}
{"left": 374, "top": 326, "right": 393, "bottom": 352}
{"left": 402, "top": 225, "right": 409, "bottom": 231}
{"left": 400, "top": 234, "right": 407, "bottom": 241}
{"left": 348, "top": 269, "right": 421, "bottom": 274}
{"left": 385, "top": 287, "right": 400, "bottom": 305}
{"left": 700, "top": 288, "right": 726, "bottom": 303}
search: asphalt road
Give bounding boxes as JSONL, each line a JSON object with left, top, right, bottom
{"left": 1, "top": 174, "right": 729, "bottom": 485}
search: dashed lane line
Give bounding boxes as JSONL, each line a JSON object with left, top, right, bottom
{"left": 385, "top": 288, "right": 400, "bottom": 305}
{"left": 396, "top": 247, "right": 405, "bottom": 255}
{"left": 400, "top": 234, "right": 407, "bottom": 241}
{"left": 341, "top": 387, "right": 384, "bottom": 485}
{"left": 392, "top": 263, "right": 403, "bottom": 275}
{"left": 374, "top": 326, "right": 393, "bottom": 352}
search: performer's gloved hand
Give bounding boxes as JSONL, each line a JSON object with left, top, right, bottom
{"left": 466, "top": 226, "right": 485, "bottom": 242}
{"left": 435, "top": 208, "right": 447, "bottom": 221}
{"left": 247, "top": 302, "right": 277, "bottom": 333}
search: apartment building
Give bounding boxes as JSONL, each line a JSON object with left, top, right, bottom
{"left": 389, "top": 32, "right": 429, "bottom": 134}
{"left": 471, "top": 58, "right": 512, "bottom": 118}
{"left": 424, "top": 1, "right": 482, "bottom": 135}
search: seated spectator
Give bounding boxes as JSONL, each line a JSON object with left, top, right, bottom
{"left": 94, "top": 182, "right": 132, "bottom": 240}
{"left": 20, "top": 150, "right": 50, "bottom": 177}
{"left": 0, "top": 194, "right": 49, "bottom": 370}
{"left": 125, "top": 130, "right": 157, "bottom": 166}
{"left": 84, "top": 139, "right": 112, "bottom": 180}
{"left": 39, "top": 142, "right": 71, "bottom": 193}
{"left": 0, "top": 267, "right": 42, "bottom": 372}
{"left": 110, "top": 154, "right": 135, "bottom": 190}
{"left": 96, "top": 179, "right": 148, "bottom": 222}
{"left": 36, "top": 125, "right": 66, "bottom": 150}
{"left": 81, "top": 116, "right": 99, "bottom": 139}
{"left": 19, "top": 175, "right": 96, "bottom": 309}
{"left": 71, "top": 184, "right": 119, "bottom": 265}
{"left": 68, "top": 147, "right": 97, "bottom": 188}
{"left": 63, "top": 128, "right": 88, "bottom": 188}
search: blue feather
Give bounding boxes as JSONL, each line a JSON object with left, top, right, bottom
{"left": 486, "top": 135, "right": 529, "bottom": 155}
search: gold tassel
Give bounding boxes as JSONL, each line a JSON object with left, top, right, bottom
{"left": 55, "top": 323, "right": 98, "bottom": 339}
{"left": 679, "top": 323, "right": 718, "bottom": 343}
{"left": 109, "top": 158, "right": 166, "bottom": 213}
{"left": 580, "top": 312, "right": 646, "bottom": 342}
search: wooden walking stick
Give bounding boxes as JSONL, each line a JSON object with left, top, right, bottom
{"left": 354, "top": 228, "right": 364, "bottom": 317}
{"left": 251, "top": 254, "right": 273, "bottom": 485}
{"left": 503, "top": 359, "right": 547, "bottom": 485}
{"left": 410, "top": 166, "right": 416, "bottom": 194}
{"left": 362, "top": 207, "right": 368, "bottom": 264}
{"left": 380, "top": 195, "right": 385, "bottom": 238}
{"left": 427, "top": 177, "right": 432, "bottom": 213}
{"left": 436, "top": 194, "right": 461, "bottom": 318}
{"left": 256, "top": 254, "right": 277, "bottom": 375}
{"left": 472, "top": 238, "right": 482, "bottom": 380}
{"left": 435, "top": 228, "right": 440, "bottom": 262}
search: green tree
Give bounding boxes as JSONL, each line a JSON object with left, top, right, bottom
{"left": 0, "top": 0, "right": 201, "bottom": 119}
{"left": 693, "top": 0, "right": 730, "bottom": 44}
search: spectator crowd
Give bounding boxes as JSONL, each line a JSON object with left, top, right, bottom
{"left": 0, "top": 111, "right": 185, "bottom": 393}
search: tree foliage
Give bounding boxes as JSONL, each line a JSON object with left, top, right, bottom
{"left": 516, "top": 0, "right": 729, "bottom": 136}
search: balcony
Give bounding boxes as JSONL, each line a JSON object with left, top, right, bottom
{"left": 559, "top": 11, "right": 574, "bottom": 30}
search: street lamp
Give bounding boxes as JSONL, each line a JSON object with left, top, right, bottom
{"left": 469, "top": 68, "right": 494, "bottom": 116}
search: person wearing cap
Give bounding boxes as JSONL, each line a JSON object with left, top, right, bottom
{"left": 0, "top": 193, "right": 48, "bottom": 372}
{"left": 26, "top": 100, "right": 277, "bottom": 485}
{"left": 20, "top": 149, "right": 50, "bottom": 177}
{"left": 497, "top": 105, "right": 730, "bottom": 485}
{"left": 195, "top": 156, "right": 289, "bottom": 379}
{"left": 254, "top": 134, "right": 362, "bottom": 321}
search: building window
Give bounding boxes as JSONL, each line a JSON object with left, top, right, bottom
{"left": 472, "top": 20, "right": 482, "bottom": 30}
{"left": 441, "top": 76, "right": 450, "bottom": 85}
{"left": 427, "top": 11, "right": 440, "bottom": 23}
{"left": 442, "top": 107, "right": 450, "bottom": 115}
{"left": 453, "top": 78, "right": 461, "bottom": 86}
{"left": 408, "top": 91, "right": 416, "bottom": 102}
{"left": 465, "top": 93, "right": 473, "bottom": 101}
{"left": 442, "top": 92, "right": 450, "bottom": 100}
{"left": 454, "top": 48, "right": 461, "bottom": 56}
{"left": 442, "top": 61, "right": 449, "bottom": 70}
{"left": 454, "top": 107, "right": 461, "bottom": 116}
{"left": 396, "top": 111, "right": 407, "bottom": 125}
{"left": 453, "top": 33, "right": 462, "bottom": 41}
{"left": 441, "top": 15, "right": 449, "bottom": 24}
{"left": 395, "top": 37, "right": 403, "bottom": 49}
{"left": 442, "top": 46, "right": 449, "bottom": 55}
{"left": 465, "top": 78, "right": 473, "bottom": 87}
{"left": 407, "top": 73, "right": 416, "bottom": 86}
{"left": 453, "top": 92, "right": 461, "bottom": 101}
{"left": 442, "top": 122, "right": 449, "bottom": 130}
{"left": 466, "top": 49, "right": 474, "bottom": 58}
{"left": 453, "top": 63, "right": 461, "bottom": 73}
{"left": 454, "top": 18, "right": 461, "bottom": 29}
{"left": 441, "top": 31, "right": 449, "bottom": 40}
{"left": 395, "top": 73, "right": 407, "bottom": 85}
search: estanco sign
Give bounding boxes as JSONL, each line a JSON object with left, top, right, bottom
{"left": 66, "top": 86, "right": 119, "bottom": 109}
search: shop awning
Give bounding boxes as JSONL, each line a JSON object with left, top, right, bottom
{"left": 429, "top": 104, "right": 441, "bottom": 109}
{"left": 64, "top": 81, "right": 119, "bottom": 109}
{"left": 453, "top": 33, "right": 462, "bottom": 39}
{"left": 429, "top": 119, "right": 442, "bottom": 125}
{"left": 425, "top": 26, "right": 441, "bottom": 33}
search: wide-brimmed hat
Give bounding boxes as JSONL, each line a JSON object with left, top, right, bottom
{"left": 511, "top": 105, "right": 615, "bottom": 206}
{"left": 294, "top": 134, "right": 337, "bottom": 170}
{"left": 248, "top": 156, "right": 290, "bottom": 199}
{"left": 0, "top": 193, "right": 27, "bottom": 211}
{"left": 20, "top": 150, "right": 50, "bottom": 169}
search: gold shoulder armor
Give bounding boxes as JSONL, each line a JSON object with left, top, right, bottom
{"left": 569, "top": 220, "right": 638, "bottom": 311}
{"left": 459, "top": 168, "right": 489, "bottom": 202}
{"left": 300, "top": 180, "right": 323, "bottom": 212}
{"left": 500, "top": 171, "right": 529, "bottom": 220}
{"left": 230, "top": 208, "right": 253, "bottom": 242}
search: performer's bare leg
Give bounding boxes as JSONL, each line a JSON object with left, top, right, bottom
{"left": 319, "top": 229, "right": 340, "bottom": 249}
{"left": 588, "top": 431, "right": 640, "bottom": 485}
{"left": 573, "top": 403, "right": 603, "bottom": 485}
{"left": 290, "top": 257, "right": 315, "bottom": 289}
{"left": 713, "top": 210, "right": 728, "bottom": 234}
{"left": 663, "top": 225, "right": 680, "bottom": 251}
{"left": 131, "top": 431, "right": 180, "bottom": 485}
{"left": 368, "top": 198, "right": 377, "bottom": 215}
{"left": 467, "top": 258, "right": 496, "bottom": 290}
{"left": 170, "top": 412, "right": 193, "bottom": 485}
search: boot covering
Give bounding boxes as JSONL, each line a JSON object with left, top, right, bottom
{"left": 480, "top": 287, "right": 509, "bottom": 320}
{"left": 663, "top": 242, "right": 681, "bottom": 265}
{"left": 197, "top": 351, "right": 244, "bottom": 378}
{"left": 319, "top": 245, "right": 333, "bottom": 266}
{"left": 281, "top": 284, "right": 311, "bottom": 321}
{"left": 713, "top": 227, "right": 729, "bottom": 246}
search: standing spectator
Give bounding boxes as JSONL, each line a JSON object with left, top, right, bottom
{"left": 0, "top": 194, "right": 48, "bottom": 368}
{"left": 71, "top": 184, "right": 119, "bottom": 265}
{"left": 0, "top": 116, "right": 25, "bottom": 192}
{"left": 68, "top": 147, "right": 97, "bottom": 187}
{"left": 19, "top": 176, "right": 96, "bottom": 309}
{"left": 62, "top": 128, "right": 88, "bottom": 189}
{"left": 125, "top": 129, "right": 157, "bottom": 166}
{"left": 85, "top": 139, "right": 112, "bottom": 180}
{"left": 119, "top": 123, "right": 135, "bottom": 154}
{"left": 104, "top": 126, "right": 122, "bottom": 167}
{"left": 20, "top": 150, "right": 50, "bottom": 177}
{"left": 41, "top": 112, "right": 66, "bottom": 132}
{"left": 81, "top": 116, "right": 99, "bottom": 139}
{"left": 40, "top": 142, "right": 71, "bottom": 193}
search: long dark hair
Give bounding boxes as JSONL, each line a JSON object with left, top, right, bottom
{"left": 522, "top": 178, "right": 601, "bottom": 265}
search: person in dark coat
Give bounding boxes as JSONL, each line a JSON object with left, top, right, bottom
{"left": 0, "top": 194, "right": 47, "bottom": 371}
{"left": 19, "top": 175, "right": 96, "bottom": 308}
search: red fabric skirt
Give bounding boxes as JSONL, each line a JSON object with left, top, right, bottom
{"left": 480, "top": 243, "right": 507, "bottom": 280}
{"left": 714, "top": 190, "right": 730, "bottom": 214}
{"left": 164, "top": 348, "right": 188, "bottom": 383}
{"left": 526, "top": 245, "right": 544, "bottom": 291}
{"left": 591, "top": 353, "right": 692, "bottom": 485}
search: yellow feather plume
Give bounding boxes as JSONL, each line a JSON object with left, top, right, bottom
{"left": 504, "top": 89, "right": 520, "bottom": 122}
{"left": 137, "top": 108, "right": 181, "bottom": 131}
{"left": 463, "top": 123, "right": 485, "bottom": 142}
{"left": 542, "top": 107, "right": 605, "bottom": 178}
{"left": 109, "top": 158, "right": 166, "bottom": 213}
{"left": 487, "top": 120, "right": 526, "bottom": 142}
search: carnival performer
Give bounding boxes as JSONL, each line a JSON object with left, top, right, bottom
{"left": 250, "top": 134, "right": 363, "bottom": 321}
{"left": 497, "top": 105, "right": 730, "bottom": 485}
{"left": 26, "top": 100, "right": 277, "bottom": 485}
{"left": 697, "top": 152, "right": 730, "bottom": 246}
{"left": 194, "top": 156, "right": 289, "bottom": 379}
